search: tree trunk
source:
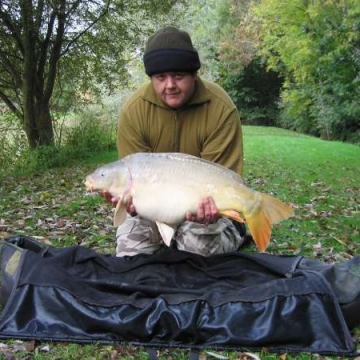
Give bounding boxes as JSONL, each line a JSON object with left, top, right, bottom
{"left": 21, "top": 0, "right": 55, "bottom": 149}
{"left": 23, "top": 100, "right": 54, "bottom": 149}
{"left": 36, "top": 103, "right": 54, "bottom": 146}
{"left": 22, "top": 71, "right": 40, "bottom": 149}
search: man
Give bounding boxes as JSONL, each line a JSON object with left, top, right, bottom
{"left": 113, "top": 26, "right": 245, "bottom": 257}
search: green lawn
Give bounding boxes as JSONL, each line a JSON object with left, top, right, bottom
{"left": 0, "top": 125, "right": 359, "bottom": 359}
{"left": 243, "top": 126, "right": 359, "bottom": 259}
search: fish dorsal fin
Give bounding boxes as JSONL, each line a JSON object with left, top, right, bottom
{"left": 156, "top": 221, "right": 176, "bottom": 246}
{"left": 113, "top": 201, "right": 127, "bottom": 227}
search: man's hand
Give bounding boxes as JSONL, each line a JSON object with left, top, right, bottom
{"left": 101, "top": 191, "right": 137, "bottom": 216}
{"left": 124, "top": 196, "right": 137, "bottom": 217}
{"left": 101, "top": 190, "right": 119, "bottom": 207}
{"left": 185, "top": 197, "right": 219, "bottom": 226}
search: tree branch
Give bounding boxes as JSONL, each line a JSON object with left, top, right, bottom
{"left": 60, "top": 0, "right": 111, "bottom": 57}
{"left": 0, "top": 48, "right": 23, "bottom": 88}
{"left": 34, "top": 0, "right": 45, "bottom": 35}
{"left": 43, "top": 0, "right": 67, "bottom": 103}
{"left": 0, "top": 8, "right": 24, "bottom": 55}
{"left": 36, "top": 5, "right": 57, "bottom": 96}
{"left": 0, "top": 89, "right": 23, "bottom": 120}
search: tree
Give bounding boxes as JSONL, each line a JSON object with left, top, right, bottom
{"left": 200, "top": 0, "right": 283, "bottom": 125}
{"left": 253, "top": 0, "right": 360, "bottom": 141}
{"left": 0, "top": 0, "right": 179, "bottom": 149}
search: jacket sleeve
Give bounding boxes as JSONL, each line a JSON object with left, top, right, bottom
{"left": 200, "top": 109, "right": 244, "bottom": 176}
{"left": 117, "top": 110, "right": 151, "bottom": 159}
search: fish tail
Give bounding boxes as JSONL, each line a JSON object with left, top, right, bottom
{"left": 245, "top": 193, "right": 294, "bottom": 252}
{"left": 246, "top": 210, "right": 271, "bottom": 252}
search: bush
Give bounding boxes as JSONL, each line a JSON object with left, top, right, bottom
{"left": 0, "top": 108, "right": 117, "bottom": 177}
{"left": 0, "top": 112, "right": 28, "bottom": 170}
{"left": 62, "top": 110, "right": 116, "bottom": 159}
{"left": 219, "top": 58, "right": 283, "bottom": 126}
{"left": 12, "top": 145, "right": 65, "bottom": 174}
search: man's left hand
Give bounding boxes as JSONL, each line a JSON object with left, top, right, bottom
{"left": 185, "top": 197, "right": 219, "bottom": 225}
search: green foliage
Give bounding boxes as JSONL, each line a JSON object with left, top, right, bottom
{"left": 0, "top": 109, "right": 117, "bottom": 177}
{"left": 253, "top": 0, "right": 360, "bottom": 142}
{"left": 172, "top": 0, "right": 230, "bottom": 79}
{"left": 0, "top": 0, "right": 183, "bottom": 148}
{"left": 15, "top": 145, "right": 65, "bottom": 172}
{"left": 62, "top": 109, "right": 116, "bottom": 159}
{"left": 54, "top": 0, "right": 184, "bottom": 100}
{"left": 196, "top": 0, "right": 282, "bottom": 126}
{"left": 0, "top": 112, "right": 28, "bottom": 169}
{"left": 219, "top": 58, "right": 283, "bottom": 125}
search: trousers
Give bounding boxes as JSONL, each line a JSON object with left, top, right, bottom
{"left": 116, "top": 215, "right": 245, "bottom": 257}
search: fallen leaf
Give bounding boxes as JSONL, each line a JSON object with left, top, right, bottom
{"left": 242, "top": 352, "right": 261, "bottom": 360}
{"left": 205, "top": 351, "right": 229, "bottom": 359}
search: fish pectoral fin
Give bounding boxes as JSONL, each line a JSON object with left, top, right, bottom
{"left": 156, "top": 222, "right": 176, "bottom": 247}
{"left": 113, "top": 201, "right": 127, "bottom": 227}
{"left": 219, "top": 210, "right": 245, "bottom": 223}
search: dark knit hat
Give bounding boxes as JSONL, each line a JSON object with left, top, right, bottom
{"left": 143, "top": 26, "right": 201, "bottom": 76}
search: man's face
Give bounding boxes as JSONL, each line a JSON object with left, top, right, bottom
{"left": 151, "top": 72, "right": 197, "bottom": 109}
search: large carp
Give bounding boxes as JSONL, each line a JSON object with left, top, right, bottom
{"left": 85, "top": 152, "right": 294, "bottom": 252}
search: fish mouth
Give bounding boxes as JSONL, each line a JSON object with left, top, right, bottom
{"left": 84, "top": 178, "right": 94, "bottom": 192}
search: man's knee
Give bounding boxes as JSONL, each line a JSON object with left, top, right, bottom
{"left": 175, "top": 219, "right": 245, "bottom": 256}
{"left": 116, "top": 216, "right": 163, "bottom": 257}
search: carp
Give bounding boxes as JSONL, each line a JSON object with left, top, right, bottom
{"left": 85, "top": 152, "right": 294, "bottom": 252}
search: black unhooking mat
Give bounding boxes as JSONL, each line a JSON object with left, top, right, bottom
{"left": 0, "top": 235, "right": 358, "bottom": 356}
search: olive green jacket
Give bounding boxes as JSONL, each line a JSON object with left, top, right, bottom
{"left": 117, "top": 77, "right": 243, "bottom": 175}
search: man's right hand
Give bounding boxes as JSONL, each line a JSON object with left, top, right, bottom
{"left": 124, "top": 196, "right": 137, "bottom": 217}
{"left": 101, "top": 190, "right": 119, "bottom": 207}
{"left": 101, "top": 191, "right": 137, "bottom": 217}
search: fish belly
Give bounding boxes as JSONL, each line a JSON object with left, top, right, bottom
{"left": 124, "top": 153, "right": 249, "bottom": 222}
{"left": 132, "top": 183, "right": 202, "bottom": 225}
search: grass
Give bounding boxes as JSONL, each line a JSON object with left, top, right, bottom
{"left": 243, "top": 127, "right": 359, "bottom": 259}
{"left": 0, "top": 125, "right": 359, "bottom": 359}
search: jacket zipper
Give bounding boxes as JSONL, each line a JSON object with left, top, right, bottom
{"left": 173, "top": 111, "right": 179, "bottom": 152}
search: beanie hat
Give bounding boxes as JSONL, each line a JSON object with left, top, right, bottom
{"left": 143, "top": 26, "right": 201, "bottom": 76}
